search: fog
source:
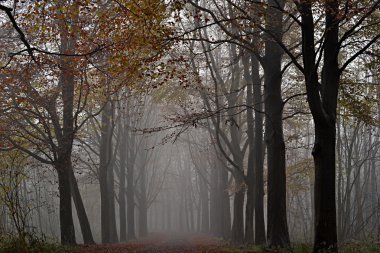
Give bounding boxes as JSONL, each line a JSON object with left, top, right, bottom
{"left": 0, "top": 92, "right": 379, "bottom": 247}
{"left": 0, "top": 1, "right": 380, "bottom": 252}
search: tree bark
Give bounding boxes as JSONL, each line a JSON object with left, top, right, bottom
{"left": 200, "top": 172, "right": 209, "bottom": 233}
{"left": 56, "top": 161, "right": 76, "bottom": 245}
{"left": 209, "top": 163, "right": 220, "bottom": 235}
{"left": 231, "top": 176, "right": 245, "bottom": 245}
{"left": 139, "top": 163, "right": 148, "bottom": 237}
{"left": 298, "top": 1, "right": 339, "bottom": 251}
{"left": 166, "top": 191, "right": 172, "bottom": 230}
{"left": 179, "top": 188, "right": 184, "bottom": 231}
{"left": 108, "top": 154, "right": 119, "bottom": 243}
{"left": 57, "top": 16, "right": 77, "bottom": 244}
{"left": 127, "top": 131, "right": 136, "bottom": 239}
{"left": 263, "top": 0, "right": 289, "bottom": 247}
{"left": 220, "top": 165, "right": 231, "bottom": 239}
{"left": 243, "top": 52, "right": 254, "bottom": 244}
{"left": 252, "top": 54, "right": 266, "bottom": 245}
{"left": 99, "top": 101, "right": 112, "bottom": 244}
{"left": 312, "top": 125, "right": 337, "bottom": 252}
{"left": 119, "top": 121, "right": 127, "bottom": 242}
{"left": 68, "top": 166, "right": 95, "bottom": 244}
{"left": 221, "top": 40, "right": 245, "bottom": 244}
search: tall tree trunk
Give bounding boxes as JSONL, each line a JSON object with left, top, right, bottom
{"left": 196, "top": 174, "right": 201, "bottom": 232}
{"left": 57, "top": 17, "right": 77, "bottom": 244}
{"left": 313, "top": 123, "right": 337, "bottom": 252}
{"left": 209, "top": 163, "right": 220, "bottom": 235}
{"left": 119, "top": 123, "right": 127, "bottom": 242}
{"left": 314, "top": 5, "right": 339, "bottom": 252}
{"left": 68, "top": 167, "right": 95, "bottom": 244}
{"left": 184, "top": 180, "right": 190, "bottom": 231}
{"left": 298, "top": 1, "right": 339, "bottom": 251}
{"left": 231, "top": 175, "right": 245, "bottom": 245}
{"left": 220, "top": 165, "right": 231, "bottom": 239}
{"left": 200, "top": 172, "right": 209, "bottom": 233}
{"left": 99, "top": 101, "right": 112, "bottom": 243}
{"left": 354, "top": 136, "right": 364, "bottom": 239}
{"left": 56, "top": 160, "right": 76, "bottom": 245}
{"left": 371, "top": 83, "right": 380, "bottom": 236}
{"left": 107, "top": 111, "right": 119, "bottom": 244}
{"left": 108, "top": 155, "right": 119, "bottom": 243}
{"left": 139, "top": 164, "right": 148, "bottom": 237}
{"left": 179, "top": 187, "right": 184, "bottom": 231}
{"left": 243, "top": 51, "right": 255, "bottom": 245}
{"left": 252, "top": 54, "right": 266, "bottom": 245}
{"left": 166, "top": 191, "right": 172, "bottom": 230}
{"left": 154, "top": 201, "right": 158, "bottom": 230}
{"left": 127, "top": 133, "right": 136, "bottom": 239}
{"left": 263, "top": 0, "right": 289, "bottom": 247}
{"left": 225, "top": 40, "right": 245, "bottom": 244}
{"left": 189, "top": 190, "right": 195, "bottom": 232}
{"left": 337, "top": 117, "right": 344, "bottom": 241}
{"left": 35, "top": 183, "right": 43, "bottom": 234}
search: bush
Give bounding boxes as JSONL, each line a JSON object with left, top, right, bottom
{"left": 0, "top": 233, "right": 69, "bottom": 253}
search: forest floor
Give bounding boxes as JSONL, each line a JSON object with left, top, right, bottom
{"left": 71, "top": 232, "right": 252, "bottom": 253}
{"left": 71, "top": 233, "right": 380, "bottom": 253}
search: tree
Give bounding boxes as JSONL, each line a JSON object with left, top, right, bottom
{"left": 0, "top": 1, "right": 92, "bottom": 244}
{"left": 262, "top": 0, "right": 290, "bottom": 247}
{"left": 0, "top": 0, "right": 170, "bottom": 245}
{"left": 293, "top": 1, "right": 380, "bottom": 251}
{"left": 0, "top": 150, "right": 31, "bottom": 240}
{"left": 184, "top": 0, "right": 291, "bottom": 246}
{"left": 98, "top": 100, "right": 118, "bottom": 243}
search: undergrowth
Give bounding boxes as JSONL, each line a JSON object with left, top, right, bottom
{"left": 0, "top": 233, "right": 69, "bottom": 253}
{"left": 219, "top": 241, "right": 380, "bottom": 253}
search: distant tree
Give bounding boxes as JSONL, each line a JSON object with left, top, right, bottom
{"left": 0, "top": 150, "right": 31, "bottom": 239}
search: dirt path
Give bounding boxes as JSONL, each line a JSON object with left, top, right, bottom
{"left": 73, "top": 233, "right": 229, "bottom": 253}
